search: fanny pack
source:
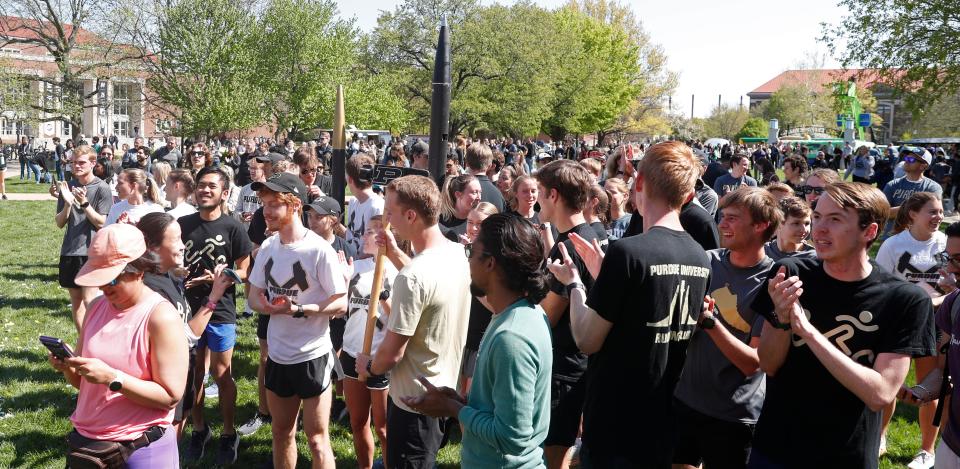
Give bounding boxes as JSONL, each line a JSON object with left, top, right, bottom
{"left": 66, "top": 426, "right": 165, "bottom": 469}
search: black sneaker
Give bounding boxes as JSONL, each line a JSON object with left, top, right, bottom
{"left": 186, "top": 426, "right": 211, "bottom": 462}
{"left": 216, "top": 433, "right": 239, "bottom": 465}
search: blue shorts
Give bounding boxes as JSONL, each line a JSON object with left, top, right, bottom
{"left": 197, "top": 323, "right": 236, "bottom": 353}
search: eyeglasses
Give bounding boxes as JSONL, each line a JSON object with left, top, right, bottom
{"left": 100, "top": 152, "right": 113, "bottom": 157}
{"left": 938, "top": 251, "right": 960, "bottom": 269}
{"left": 799, "top": 185, "right": 825, "bottom": 196}
{"left": 192, "top": 152, "right": 205, "bottom": 156}
{"left": 903, "top": 155, "right": 918, "bottom": 163}
{"left": 300, "top": 168, "right": 318, "bottom": 175}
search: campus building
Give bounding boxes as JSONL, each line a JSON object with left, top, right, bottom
{"left": 747, "top": 69, "right": 911, "bottom": 144}
{"left": 0, "top": 16, "right": 174, "bottom": 147}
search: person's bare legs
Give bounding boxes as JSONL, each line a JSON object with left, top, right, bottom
{"left": 545, "top": 446, "right": 574, "bottom": 469}
{"left": 0, "top": 168, "right": 6, "bottom": 197}
{"left": 344, "top": 378, "right": 375, "bottom": 469}
{"left": 268, "top": 391, "right": 302, "bottom": 469}
{"left": 192, "top": 346, "right": 209, "bottom": 431}
{"left": 67, "top": 287, "right": 96, "bottom": 334}
{"left": 257, "top": 339, "right": 270, "bottom": 416}
{"left": 210, "top": 348, "right": 237, "bottom": 434}
{"left": 916, "top": 356, "right": 940, "bottom": 454}
{"left": 302, "top": 387, "right": 335, "bottom": 469}
{"left": 371, "top": 388, "right": 389, "bottom": 468}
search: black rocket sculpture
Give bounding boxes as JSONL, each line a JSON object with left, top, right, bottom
{"left": 428, "top": 15, "right": 451, "bottom": 185}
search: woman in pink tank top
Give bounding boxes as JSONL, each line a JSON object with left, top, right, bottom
{"left": 48, "top": 224, "right": 188, "bottom": 468}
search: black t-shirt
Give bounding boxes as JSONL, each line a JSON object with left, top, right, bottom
{"left": 622, "top": 204, "right": 719, "bottom": 251}
{"left": 703, "top": 162, "right": 728, "bottom": 188}
{"left": 750, "top": 257, "right": 936, "bottom": 468}
{"left": 179, "top": 213, "right": 253, "bottom": 324}
{"left": 583, "top": 227, "right": 711, "bottom": 463}
{"left": 440, "top": 215, "right": 468, "bottom": 239}
{"left": 465, "top": 297, "right": 493, "bottom": 351}
{"left": 589, "top": 221, "right": 608, "bottom": 243}
{"left": 548, "top": 223, "right": 600, "bottom": 381}
{"left": 143, "top": 272, "right": 192, "bottom": 339}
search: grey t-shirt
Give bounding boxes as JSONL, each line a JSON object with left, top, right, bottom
{"left": 57, "top": 177, "right": 113, "bottom": 256}
{"left": 883, "top": 176, "right": 943, "bottom": 207}
{"left": 712, "top": 173, "right": 758, "bottom": 200}
{"left": 674, "top": 248, "right": 772, "bottom": 423}
{"left": 764, "top": 240, "right": 817, "bottom": 262}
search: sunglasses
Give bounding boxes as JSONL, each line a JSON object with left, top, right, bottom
{"left": 938, "top": 251, "right": 960, "bottom": 269}
{"left": 192, "top": 151, "right": 205, "bottom": 156}
{"left": 799, "top": 185, "right": 825, "bottom": 196}
{"left": 300, "top": 168, "right": 318, "bottom": 175}
{"left": 464, "top": 243, "right": 490, "bottom": 259}
{"left": 903, "top": 155, "right": 918, "bottom": 163}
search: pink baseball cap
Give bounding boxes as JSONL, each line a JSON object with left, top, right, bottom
{"left": 74, "top": 224, "right": 147, "bottom": 287}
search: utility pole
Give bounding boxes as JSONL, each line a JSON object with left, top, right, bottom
{"left": 691, "top": 94, "right": 695, "bottom": 119}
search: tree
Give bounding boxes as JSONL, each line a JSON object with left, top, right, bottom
{"left": 822, "top": 0, "right": 960, "bottom": 113}
{"left": 702, "top": 105, "right": 749, "bottom": 139}
{"left": 905, "top": 91, "right": 960, "bottom": 138}
{"left": 735, "top": 117, "right": 769, "bottom": 141}
{"left": 256, "top": 0, "right": 357, "bottom": 138}
{"left": 762, "top": 83, "right": 833, "bottom": 132}
{"left": 0, "top": 1, "right": 147, "bottom": 139}
{"left": 141, "top": 0, "right": 266, "bottom": 138}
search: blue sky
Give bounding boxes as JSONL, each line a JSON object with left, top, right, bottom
{"left": 334, "top": 0, "right": 850, "bottom": 118}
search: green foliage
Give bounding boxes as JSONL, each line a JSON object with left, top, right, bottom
{"left": 735, "top": 117, "right": 769, "bottom": 141}
{"left": 822, "top": 0, "right": 960, "bottom": 114}
{"left": 145, "top": 0, "right": 266, "bottom": 138}
{"left": 702, "top": 105, "right": 750, "bottom": 140}
{"left": 905, "top": 90, "right": 960, "bottom": 137}
{"left": 762, "top": 83, "right": 834, "bottom": 132}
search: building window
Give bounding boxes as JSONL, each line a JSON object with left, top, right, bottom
{"left": 63, "top": 122, "right": 72, "bottom": 137}
{"left": 113, "top": 120, "right": 129, "bottom": 138}
{"left": 113, "top": 83, "right": 132, "bottom": 117}
{"left": 0, "top": 118, "right": 26, "bottom": 136}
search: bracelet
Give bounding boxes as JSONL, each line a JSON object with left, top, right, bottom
{"left": 565, "top": 281, "right": 585, "bottom": 298}
{"left": 204, "top": 298, "right": 218, "bottom": 311}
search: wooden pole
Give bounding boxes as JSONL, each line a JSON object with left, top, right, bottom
{"left": 358, "top": 222, "right": 390, "bottom": 380}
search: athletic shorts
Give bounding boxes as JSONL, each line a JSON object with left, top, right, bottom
{"left": 58, "top": 255, "right": 87, "bottom": 289}
{"left": 329, "top": 317, "right": 346, "bottom": 351}
{"left": 256, "top": 313, "right": 270, "bottom": 340}
{"left": 173, "top": 348, "right": 197, "bottom": 423}
{"left": 339, "top": 352, "right": 389, "bottom": 390}
{"left": 460, "top": 347, "right": 479, "bottom": 378}
{"left": 544, "top": 376, "right": 586, "bottom": 447}
{"left": 386, "top": 397, "right": 445, "bottom": 469}
{"left": 197, "top": 323, "right": 236, "bottom": 353}
{"left": 265, "top": 353, "right": 334, "bottom": 399}
{"left": 672, "top": 398, "right": 754, "bottom": 468}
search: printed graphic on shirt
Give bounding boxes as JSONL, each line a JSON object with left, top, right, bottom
{"left": 792, "top": 308, "right": 879, "bottom": 365}
{"left": 264, "top": 258, "right": 308, "bottom": 299}
{"left": 896, "top": 252, "right": 943, "bottom": 293}
{"left": 347, "top": 271, "right": 393, "bottom": 319}
{"left": 711, "top": 284, "right": 752, "bottom": 333}
{"left": 184, "top": 235, "right": 227, "bottom": 271}
{"left": 645, "top": 263, "right": 711, "bottom": 343}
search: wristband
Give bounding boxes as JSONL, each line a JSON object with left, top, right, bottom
{"left": 565, "top": 281, "right": 585, "bottom": 297}
{"left": 292, "top": 304, "right": 305, "bottom": 318}
{"left": 204, "top": 298, "right": 218, "bottom": 311}
{"left": 365, "top": 358, "right": 374, "bottom": 376}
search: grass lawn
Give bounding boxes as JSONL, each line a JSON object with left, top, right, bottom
{"left": 4, "top": 177, "right": 55, "bottom": 194}
{"left": 0, "top": 200, "right": 461, "bottom": 468}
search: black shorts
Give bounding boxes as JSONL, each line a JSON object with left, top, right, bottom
{"left": 329, "top": 317, "right": 346, "bottom": 351}
{"left": 544, "top": 376, "right": 586, "bottom": 447}
{"left": 339, "top": 352, "right": 389, "bottom": 390}
{"left": 386, "top": 397, "right": 445, "bottom": 469}
{"left": 256, "top": 314, "right": 270, "bottom": 340}
{"left": 672, "top": 398, "right": 754, "bottom": 468}
{"left": 265, "top": 353, "right": 333, "bottom": 399}
{"left": 460, "top": 348, "right": 479, "bottom": 378}
{"left": 58, "top": 255, "right": 87, "bottom": 289}
{"left": 173, "top": 348, "right": 198, "bottom": 423}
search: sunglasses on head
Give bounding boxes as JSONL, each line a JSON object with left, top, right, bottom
{"left": 799, "top": 185, "right": 825, "bottom": 196}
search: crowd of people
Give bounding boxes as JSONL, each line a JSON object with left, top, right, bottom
{"left": 36, "top": 131, "right": 960, "bottom": 469}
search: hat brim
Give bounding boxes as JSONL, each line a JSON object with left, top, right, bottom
{"left": 74, "top": 260, "right": 127, "bottom": 287}
{"left": 304, "top": 204, "right": 339, "bottom": 216}
{"left": 250, "top": 180, "right": 292, "bottom": 194}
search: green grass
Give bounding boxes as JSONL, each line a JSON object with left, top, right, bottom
{"left": 5, "top": 177, "right": 55, "bottom": 194}
{"left": 0, "top": 200, "right": 461, "bottom": 468}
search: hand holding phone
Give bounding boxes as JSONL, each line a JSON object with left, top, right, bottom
{"left": 40, "top": 335, "right": 75, "bottom": 360}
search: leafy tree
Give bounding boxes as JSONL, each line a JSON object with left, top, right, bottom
{"left": 905, "top": 91, "right": 960, "bottom": 138}
{"left": 762, "top": 83, "right": 833, "bottom": 132}
{"left": 702, "top": 105, "right": 749, "bottom": 139}
{"left": 141, "top": 0, "right": 266, "bottom": 138}
{"left": 735, "top": 117, "right": 769, "bottom": 141}
{"left": 256, "top": 0, "right": 357, "bottom": 138}
{"left": 0, "top": 0, "right": 147, "bottom": 139}
{"left": 822, "top": 0, "right": 960, "bottom": 113}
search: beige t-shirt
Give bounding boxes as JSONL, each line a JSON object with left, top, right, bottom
{"left": 387, "top": 240, "right": 471, "bottom": 413}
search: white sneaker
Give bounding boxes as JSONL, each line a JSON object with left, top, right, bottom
{"left": 908, "top": 450, "right": 935, "bottom": 469}
{"left": 205, "top": 382, "right": 219, "bottom": 399}
{"left": 878, "top": 435, "right": 887, "bottom": 457}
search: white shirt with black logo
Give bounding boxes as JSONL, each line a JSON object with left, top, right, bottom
{"left": 249, "top": 230, "right": 347, "bottom": 365}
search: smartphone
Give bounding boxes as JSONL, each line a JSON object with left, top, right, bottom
{"left": 222, "top": 268, "right": 243, "bottom": 284}
{"left": 39, "top": 335, "right": 75, "bottom": 360}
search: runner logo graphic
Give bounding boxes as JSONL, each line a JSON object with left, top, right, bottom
{"left": 793, "top": 310, "right": 879, "bottom": 365}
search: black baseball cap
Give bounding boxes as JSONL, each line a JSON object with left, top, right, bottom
{"left": 304, "top": 196, "right": 342, "bottom": 217}
{"left": 254, "top": 152, "right": 286, "bottom": 164}
{"left": 251, "top": 172, "right": 308, "bottom": 204}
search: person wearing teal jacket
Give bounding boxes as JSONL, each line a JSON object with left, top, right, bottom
{"left": 402, "top": 213, "right": 553, "bottom": 469}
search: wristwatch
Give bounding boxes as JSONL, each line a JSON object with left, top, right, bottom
{"left": 699, "top": 312, "right": 716, "bottom": 330}
{"left": 292, "top": 304, "right": 305, "bottom": 318}
{"left": 79, "top": 201, "right": 89, "bottom": 209}
{"left": 365, "top": 359, "right": 374, "bottom": 376}
{"left": 565, "top": 281, "right": 585, "bottom": 297}
{"left": 108, "top": 370, "right": 125, "bottom": 392}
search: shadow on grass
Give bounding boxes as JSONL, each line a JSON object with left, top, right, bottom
{"left": 0, "top": 296, "right": 69, "bottom": 311}
{"left": 2, "top": 429, "right": 66, "bottom": 469}
{"left": 0, "top": 271, "right": 58, "bottom": 282}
